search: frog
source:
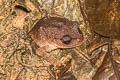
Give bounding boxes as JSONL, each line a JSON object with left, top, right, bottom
{"left": 29, "top": 16, "right": 84, "bottom": 66}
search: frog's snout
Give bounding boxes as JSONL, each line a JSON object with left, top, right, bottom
{"left": 60, "top": 35, "right": 72, "bottom": 45}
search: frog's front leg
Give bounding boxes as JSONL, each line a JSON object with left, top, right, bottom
{"left": 31, "top": 41, "right": 72, "bottom": 79}
{"left": 36, "top": 47, "right": 72, "bottom": 66}
{"left": 30, "top": 41, "right": 62, "bottom": 66}
{"left": 36, "top": 47, "right": 62, "bottom": 66}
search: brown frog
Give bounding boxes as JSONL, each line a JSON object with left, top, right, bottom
{"left": 29, "top": 17, "right": 83, "bottom": 66}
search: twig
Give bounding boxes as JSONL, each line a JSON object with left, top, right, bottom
{"left": 108, "top": 38, "right": 120, "bottom": 80}
{"left": 73, "top": 47, "right": 90, "bottom": 62}
{"left": 78, "top": 0, "right": 88, "bottom": 25}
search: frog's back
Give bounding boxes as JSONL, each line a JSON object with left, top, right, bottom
{"left": 28, "top": 17, "right": 73, "bottom": 40}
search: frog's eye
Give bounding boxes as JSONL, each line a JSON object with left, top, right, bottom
{"left": 60, "top": 35, "right": 72, "bottom": 45}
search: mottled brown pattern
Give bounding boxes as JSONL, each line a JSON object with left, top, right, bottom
{"left": 29, "top": 17, "right": 83, "bottom": 49}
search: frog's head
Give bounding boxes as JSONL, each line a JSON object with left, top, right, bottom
{"left": 57, "top": 22, "right": 83, "bottom": 48}
{"left": 46, "top": 17, "right": 84, "bottom": 48}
